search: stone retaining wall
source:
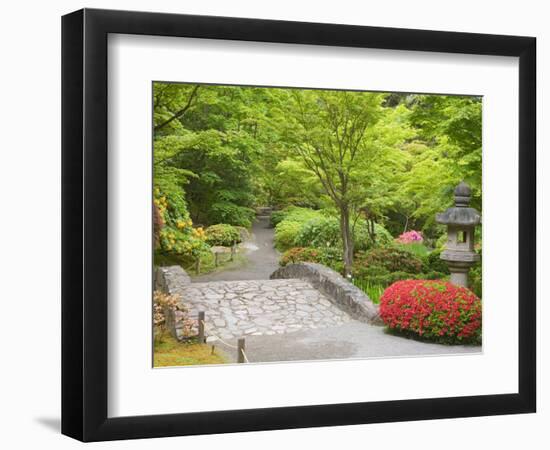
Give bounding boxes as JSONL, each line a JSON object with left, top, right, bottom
{"left": 155, "top": 266, "right": 193, "bottom": 340}
{"left": 270, "top": 263, "right": 382, "bottom": 325}
{"left": 155, "top": 265, "right": 191, "bottom": 293}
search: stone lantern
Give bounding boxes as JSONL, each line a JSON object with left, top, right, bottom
{"left": 436, "top": 182, "right": 481, "bottom": 288}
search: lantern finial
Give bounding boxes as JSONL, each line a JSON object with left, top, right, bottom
{"left": 454, "top": 181, "right": 471, "bottom": 207}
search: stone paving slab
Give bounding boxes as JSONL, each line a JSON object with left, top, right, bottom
{"left": 178, "top": 279, "right": 352, "bottom": 340}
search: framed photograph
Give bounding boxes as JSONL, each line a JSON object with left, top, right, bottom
{"left": 62, "top": 8, "right": 536, "bottom": 442}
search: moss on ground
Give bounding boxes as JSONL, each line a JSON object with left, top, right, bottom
{"left": 154, "top": 248, "right": 246, "bottom": 277}
{"left": 154, "top": 334, "right": 228, "bottom": 367}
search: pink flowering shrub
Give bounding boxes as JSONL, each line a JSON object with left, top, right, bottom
{"left": 396, "top": 230, "right": 424, "bottom": 244}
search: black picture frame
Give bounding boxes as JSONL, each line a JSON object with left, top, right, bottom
{"left": 62, "top": 8, "right": 536, "bottom": 442}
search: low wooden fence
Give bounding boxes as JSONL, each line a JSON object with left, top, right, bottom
{"left": 197, "top": 311, "right": 250, "bottom": 363}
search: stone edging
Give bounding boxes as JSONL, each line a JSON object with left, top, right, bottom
{"left": 270, "top": 263, "right": 382, "bottom": 325}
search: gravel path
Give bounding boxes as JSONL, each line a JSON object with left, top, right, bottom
{"left": 193, "top": 215, "right": 280, "bottom": 282}
{"left": 222, "top": 322, "right": 481, "bottom": 363}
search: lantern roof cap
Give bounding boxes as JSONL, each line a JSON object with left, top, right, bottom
{"left": 436, "top": 207, "right": 481, "bottom": 226}
{"left": 436, "top": 182, "right": 481, "bottom": 226}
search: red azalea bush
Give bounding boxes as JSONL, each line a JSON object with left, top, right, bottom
{"left": 379, "top": 280, "right": 482, "bottom": 344}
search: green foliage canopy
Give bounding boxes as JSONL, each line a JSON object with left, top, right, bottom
{"left": 153, "top": 83, "right": 482, "bottom": 273}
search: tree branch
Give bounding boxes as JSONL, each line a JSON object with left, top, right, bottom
{"left": 154, "top": 85, "right": 200, "bottom": 132}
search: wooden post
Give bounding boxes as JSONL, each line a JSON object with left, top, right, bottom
{"left": 198, "top": 311, "right": 205, "bottom": 343}
{"left": 231, "top": 241, "right": 236, "bottom": 261}
{"left": 214, "top": 252, "right": 219, "bottom": 267}
{"left": 237, "top": 338, "right": 246, "bottom": 363}
{"left": 195, "top": 258, "right": 201, "bottom": 274}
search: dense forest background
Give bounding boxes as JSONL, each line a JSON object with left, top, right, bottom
{"left": 153, "top": 83, "right": 482, "bottom": 294}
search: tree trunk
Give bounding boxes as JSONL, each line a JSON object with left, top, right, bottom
{"left": 368, "top": 218, "right": 376, "bottom": 246}
{"left": 339, "top": 205, "right": 354, "bottom": 278}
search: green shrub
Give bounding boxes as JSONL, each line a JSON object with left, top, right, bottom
{"left": 274, "top": 221, "right": 302, "bottom": 250}
{"left": 273, "top": 207, "right": 351, "bottom": 250}
{"left": 279, "top": 247, "right": 323, "bottom": 266}
{"left": 294, "top": 217, "right": 341, "bottom": 248}
{"left": 395, "top": 242, "right": 429, "bottom": 258}
{"left": 270, "top": 206, "right": 322, "bottom": 227}
{"left": 209, "top": 202, "right": 255, "bottom": 228}
{"left": 380, "top": 271, "right": 418, "bottom": 285}
{"left": 354, "top": 222, "right": 394, "bottom": 250}
{"left": 423, "top": 248, "right": 451, "bottom": 274}
{"left": 293, "top": 216, "right": 392, "bottom": 251}
{"left": 234, "top": 226, "right": 250, "bottom": 242}
{"left": 469, "top": 260, "right": 482, "bottom": 298}
{"left": 279, "top": 246, "right": 343, "bottom": 272}
{"left": 316, "top": 247, "right": 344, "bottom": 273}
{"left": 354, "top": 269, "right": 446, "bottom": 288}
{"left": 205, "top": 224, "right": 242, "bottom": 247}
{"left": 272, "top": 206, "right": 392, "bottom": 253}
{"left": 352, "top": 245, "right": 447, "bottom": 290}
{"left": 270, "top": 210, "right": 288, "bottom": 227}
{"left": 352, "top": 263, "right": 390, "bottom": 280}
{"left": 423, "top": 270, "right": 447, "bottom": 280}
{"left": 354, "top": 247, "right": 424, "bottom": 274}
{"left": 273, "top": 207, "right": 327, "bottom": 250}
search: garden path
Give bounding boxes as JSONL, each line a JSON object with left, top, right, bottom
{"left": 181, "top": 278, "right": 353, "bottom": 340}
{"left": 192, "top": 215, "right": 280, "bottom": 282}
{"left": 224, "top": 321, "right": 481, "bottom": 363}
